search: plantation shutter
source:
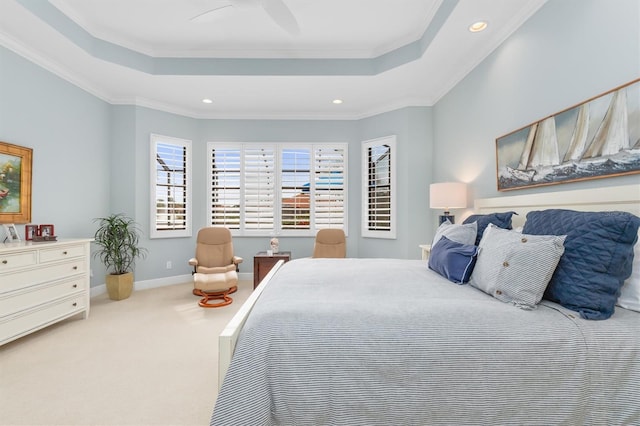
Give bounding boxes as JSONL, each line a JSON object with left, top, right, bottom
{"left": 281, "top": 148, "right": 311, "bottom": 230}
{"left": 208, "top": 142, "right": 347, "bottom": 236}
{"left": 362, "top": 136, "right": 396, "bottom": 239}
{"left": 244, "top": 147, "right": 275, "bottom": 231}
{"left": 210, "top": 148, "right": 241, "bottom": 229}
{"left": 151, "top": 134, "right": 191, "bottom": 238}
{"left": 367, "top": 144, "right": 391, "bottom": 231}
{"left": 314, "top": 146, "right": 346, "bottom": 229}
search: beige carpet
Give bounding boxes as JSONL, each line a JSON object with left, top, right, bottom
{"left": 0, "top": 280, "right": 253, "bottom": 426}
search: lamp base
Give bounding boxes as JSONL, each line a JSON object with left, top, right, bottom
{"left": 438, "top": 214, "right": 455, "bottom": 225}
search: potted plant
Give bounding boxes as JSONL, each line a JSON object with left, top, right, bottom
{"left": 93, "top": 213, "right": 147, "bottom": 300}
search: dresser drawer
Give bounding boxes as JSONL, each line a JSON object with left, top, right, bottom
{"left": 0, "top": 295, "right": 86, "bottom": 345}
{"left": 0, "top": 277, "right": 86, "bottom": 318}
{"left": 0, "top": 260, "right": 87, "bottom": 294}
{"left": 39, "top": 244, "right": 86, "bottom": 263}
{"left": 0, "top": 250, "right": 37, "bottom": 272}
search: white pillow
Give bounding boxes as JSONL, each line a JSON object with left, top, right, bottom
{"left": 617, "top": 229, "right": 640, "bottom": 312}
{"left": 432, "top": 220, "right": 477, "bottom": 247}
{"left": 469, "top": 224, "right": 566, "bottom": 310}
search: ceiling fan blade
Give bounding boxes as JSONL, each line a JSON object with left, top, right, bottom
{"left": 190, "top": 4, "right": 234, "bottom": 23}
{"left": 262, "top": 0, "right": 300, "bottom": 35}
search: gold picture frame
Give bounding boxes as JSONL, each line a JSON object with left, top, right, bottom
{"left": 0, "top": 142, "right": 32, "bottom": 223}
{"left": 496, "top": 78, "right": 640, "bottom": 191}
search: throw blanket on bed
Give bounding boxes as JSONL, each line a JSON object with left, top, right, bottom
{"left": 211, "top": 258, "right": 640, "bottom": 426}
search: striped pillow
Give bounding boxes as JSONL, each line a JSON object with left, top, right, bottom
{"left": 469, "top": 224, "right": 566, "bottom": 310}
{"left": 432, "top": 220, "right": 477, "bottom": 247}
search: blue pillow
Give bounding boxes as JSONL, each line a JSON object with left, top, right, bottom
{"left": 463, "top": 211, "right": 517, "bottom": 245}
{"left": 428, "top": 236, "right": 479, "bottom": 284}
{"left": 523, "top": 209, "right": 640, "bottom": 320}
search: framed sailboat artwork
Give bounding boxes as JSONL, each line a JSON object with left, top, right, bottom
{"left": 496, "top": 78, "right": 640, "bottom": 191}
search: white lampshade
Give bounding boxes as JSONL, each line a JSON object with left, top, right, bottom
{"left": 429, "top": 182, "right": 467, "bottom": 210}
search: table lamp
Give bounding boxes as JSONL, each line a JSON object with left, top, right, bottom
{"left": 430, "top": 182, "right": 467, "bottom": 224}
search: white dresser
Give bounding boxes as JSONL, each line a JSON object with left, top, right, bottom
{"left": 0, "top": 238, "right": 92, "bottom": 346}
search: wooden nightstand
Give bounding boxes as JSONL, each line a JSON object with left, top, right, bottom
{"left": 253, "top": 251, "right": 291, "bottom": 289}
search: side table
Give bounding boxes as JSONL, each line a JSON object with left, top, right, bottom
{"left": 419, "top": 244, "right": 431, "bottom": 261}
{"left": 253, "top": 251, "right": 291, "bottom": 289}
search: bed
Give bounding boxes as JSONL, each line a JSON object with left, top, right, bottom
{"left": 212, "top": 184, "right": 640, "bottom": 426}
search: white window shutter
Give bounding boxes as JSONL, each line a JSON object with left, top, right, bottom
{"left": 362, "top": 136, "right": 396, "bottom": 239}
{"left": 314, "top": 146, "right": 346, "bottom": 229}
{"left": 208, "top": 142, "right": 347, "bottom": 236}
{"left": 150, "top": 134, "right": 191, "bottom": 238}
{"left": 244, "top": 147, "right": 275, "bottom": 231}
{"left": 210, "top": 147, "right": 241, "bottom": 229}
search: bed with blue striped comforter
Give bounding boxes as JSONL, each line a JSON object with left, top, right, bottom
{"left": 211, "top": 258, "right": 640, "bottom": 425}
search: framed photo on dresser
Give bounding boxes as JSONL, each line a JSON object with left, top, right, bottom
{"left": 39, "top": 224, "right": 54, "bottom": 237}
{"left": 3, "top": 223, "right": 20, "bottom": 242}
{"left": 25, "top": 224, "right": 39, "bottom": 240}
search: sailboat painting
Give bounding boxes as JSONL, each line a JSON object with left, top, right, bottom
{"left": 496, "top": 78, "right": 640, "bottom": 191}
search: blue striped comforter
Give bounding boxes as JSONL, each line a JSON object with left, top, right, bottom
{"left": 212, "top": 258, "right": 640, "bottom": 425}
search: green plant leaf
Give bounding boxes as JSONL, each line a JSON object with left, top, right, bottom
{"left": 92, "top": 213, "right": 147, "bottom": 275}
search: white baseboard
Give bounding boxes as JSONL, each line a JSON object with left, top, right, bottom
{"left": 90, "top": 272, "right": 254, "bottom": 298}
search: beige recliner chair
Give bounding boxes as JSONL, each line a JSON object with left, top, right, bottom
{"left": 189, "top": 227, "right": 243, "bottom": 308}
{"left": 312, "top": 228, "right": 346, "bottom": 258}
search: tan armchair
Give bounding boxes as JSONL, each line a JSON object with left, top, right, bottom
{"left": 312, "top": 228, "right": 346, "bottom": 258}
{"left": 188, "top": 227, "right": 243, "bottom": 308}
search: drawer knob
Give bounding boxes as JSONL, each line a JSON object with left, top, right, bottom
{"left": 73, "top": 284, "right": 78, "bottom": 288}
{"left": 63, "top": 251, "right": 68, "bottom": 255}
{"left": 1, "top": 260, "right": 7, "bottom": 264}
{"left": 72, "top": 266, "right": 78, "bottom": 270}
{"left": 72, "top": 302, "right": 77, "bottom": 307}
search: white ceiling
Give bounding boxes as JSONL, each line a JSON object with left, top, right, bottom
{"left": 0, "top": 0, "right": 547, "bottom": 119}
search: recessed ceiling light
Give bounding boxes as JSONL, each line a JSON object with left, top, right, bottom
{"left": 202, "top": 98, "right": 213, "bottom": 104}
{"left": 332, "top": 99, "right": 343, "bottom": 104}
{"left": 469, "top": 21, "right": 488, "bottom": 32}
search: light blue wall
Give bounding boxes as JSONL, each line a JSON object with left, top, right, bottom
{"left": 433, "top": 0, "right": 640, "bottom": 228}
{"left": 358, "top": 107, "right": 433, "bottom": 259}
{"left": 118, "top": 110, "right": 431, "bottom": 281}
{"left": 130, "top": 107, "right": 201, "bottom": 281}
{"left": 0, "top": 46, "right": 111, "bottom": 285}
{"left": 0, "top": 43, "right": 431, "bottom": 285}
{"left": 2, "top": 0, "right": 639, "bottom": 286}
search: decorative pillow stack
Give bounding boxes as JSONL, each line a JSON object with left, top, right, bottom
{"left": 469, "top": 224, "right": 566, "bottom": 310}
{"left": 463, "top": 211, "right": 517, "bottom": 245}
{"left": 523, "top": 209, "right": 640, "bottom": 320}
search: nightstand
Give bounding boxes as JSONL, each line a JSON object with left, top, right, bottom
{"left": 253, "top": 251, "right": 291, "bottom": 289}
{"left": 419, "top": 244, "right": 431, "bottom": 261}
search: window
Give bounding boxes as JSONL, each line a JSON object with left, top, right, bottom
{"left": 209, "top": 143, "right": 347, "bottom": 236}
{"left": 150, "top": 134, "right": 191, "bottom": 238}
{"left": 210, "top": 148, "right": 241, "bottom": 229}
{"left": 362, "top": 135, "right": 396, "bottom": 239}
{"left": 281, "top": 148, "right": 310, "bottom": 230}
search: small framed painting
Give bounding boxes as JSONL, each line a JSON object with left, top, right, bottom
{"left": 39, "top": 224, "right": 55, "bottom": 237}
{"left": 25, "top": 224, "right": 39, "bottom": 240}
{"left": 3, "top": 223, "right": 20, "bottom": 242}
